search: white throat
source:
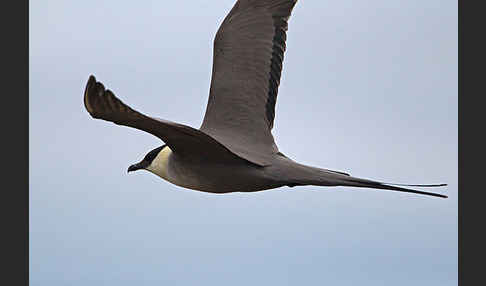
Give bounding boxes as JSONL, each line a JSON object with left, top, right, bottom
{"left": 146, "top": 146, "right": 172, "bottom": 181}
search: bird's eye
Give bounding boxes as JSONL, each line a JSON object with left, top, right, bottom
{"left": 144, "top": 145, "right": 166, "bottom": 162}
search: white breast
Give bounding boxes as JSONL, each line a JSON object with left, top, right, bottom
{"left": 146, "top": 146, "right": 172, "bottom": 181}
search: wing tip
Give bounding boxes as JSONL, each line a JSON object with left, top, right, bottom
{"left": 84, "top": 75, "right": 95, "bottom": 115}
{"left": 83, "top": 74, "right": 106, "bottom": 117}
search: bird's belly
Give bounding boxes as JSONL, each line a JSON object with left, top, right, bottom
{"left": 162, "top": 157, "right": 282, "bottom": 193}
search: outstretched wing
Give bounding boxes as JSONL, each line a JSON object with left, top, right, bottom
{"left": 200, "top": 0, "right": 298, "bottom": 166}
{"left": 84, "top": 75, "right": 248, "bottom": 164}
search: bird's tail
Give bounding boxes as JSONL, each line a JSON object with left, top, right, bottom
{"left": 285, "top": 162, "right": 448, "bottom": 198}
{"left": 332, "top": 175, "right": 448, "bottom": 198}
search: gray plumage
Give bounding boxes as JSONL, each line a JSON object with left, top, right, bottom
{"left": 84, "top": 0, "right": 447, "bottom": 198}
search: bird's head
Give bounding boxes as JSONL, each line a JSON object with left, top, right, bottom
{"left": 127, "top": 145, "right": 167, "bottom": 173}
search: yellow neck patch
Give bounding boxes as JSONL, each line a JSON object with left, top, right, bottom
{"left": 146, "top": 146, "right": 172, "bottom": 181}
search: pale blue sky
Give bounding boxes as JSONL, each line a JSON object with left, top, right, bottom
{"left": 30, "top": 1, "right": 457, "bottom": 285}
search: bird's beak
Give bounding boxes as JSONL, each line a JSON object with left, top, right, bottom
{"left": 127, "top": 162, "right": 144, "bottom": 173}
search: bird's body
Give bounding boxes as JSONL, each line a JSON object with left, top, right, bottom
{"left": 84, "top": 0, "right": 447, "bottom": 198}
{"left": 142, "top": 145, "right": 445, "bottom": 197}
{"left": 143, "top": 145, "right": 337, "bottom": 193}
{"left": 147, "top": 146, "right": 280, "bottom": 193}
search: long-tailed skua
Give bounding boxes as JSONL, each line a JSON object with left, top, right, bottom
{"left": 83, "top": 0, "right": 447, "bottom": 198}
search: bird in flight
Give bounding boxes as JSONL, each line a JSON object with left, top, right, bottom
{"left": 84, "top": 0, "right": 447, "bottom": 198}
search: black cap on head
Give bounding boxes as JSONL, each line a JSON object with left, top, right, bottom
{"left": 143, "top": 145, "right": 166, "bottom": 163}
{"left": 127, "top": 145, "right": 166, "bottom": 173}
